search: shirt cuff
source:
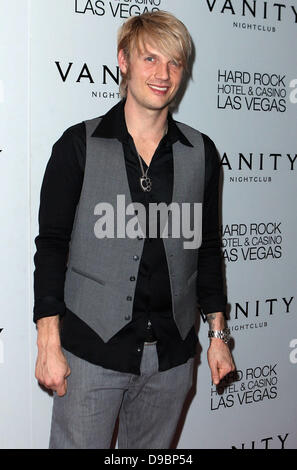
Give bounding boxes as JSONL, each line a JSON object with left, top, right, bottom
{"left": 33, "top": 296, "right": 66, "bottom": 323}
{"left": 198, "top": 294, "right": 228, "bottom": 323}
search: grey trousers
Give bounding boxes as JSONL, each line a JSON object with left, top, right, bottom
{"left": 49, "top": 344, "right": 194, "bottom": 449}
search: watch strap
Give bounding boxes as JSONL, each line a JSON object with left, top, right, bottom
{"left": 208, "top": 328, "right": 230, "bottom": 344}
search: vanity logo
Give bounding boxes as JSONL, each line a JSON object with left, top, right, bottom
{"left": 205, "top": 0, "right": 297, "bottom": 33}
{"left": 221, "top": 151, "right": 296, "bottom": 172}
{"left": 54, "top": 61, "right": 121, "bottom": 101}
{"left": 224, "top": 290, "right": 297, "bottom": 334}
{"left": 232, "top": 433, "right": 289, "bottom": 449}
{"left": 229, "top": 296, "right": 294, "bottom": 333}
{"left": 227, "top": 294, "right": 294, "bottom": 334}
{"left": 55, "top": 61, "right": 120, "bottom": 85}
{"left": 231, "top": 296, "right": 294, "bottom": 320}
{"left": 205, "top": 0, "right": 297, "bottom": 21}
{"left": 220, "top": 148, "right": 296, "bottom": 184}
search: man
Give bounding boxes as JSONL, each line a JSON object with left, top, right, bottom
{"left": 33, "top": 11, "right": 235, "bottom": 449}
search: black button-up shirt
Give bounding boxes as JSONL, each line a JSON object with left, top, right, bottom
{"left": 33, "top": 100, "right": 227, "bottom": 375}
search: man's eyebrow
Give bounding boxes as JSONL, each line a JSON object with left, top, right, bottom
{"left": 140, "top": 48, "right": 158, "bottom": 56}
{"left": 139, "top": 47, "right": 182, "bottom": 63}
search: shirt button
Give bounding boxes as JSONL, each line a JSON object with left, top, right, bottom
{"left": 137, "top": 347, "right": 142, "bottom": 353}
{"left": 130, "top": 276, "right": 136, "bottom": 281}
{"left": 133, "top": 255, "right": 139, "bottom": 261}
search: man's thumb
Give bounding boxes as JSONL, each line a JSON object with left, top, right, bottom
{"left": 212, "top": 368, "right": 220, "bottom": 386}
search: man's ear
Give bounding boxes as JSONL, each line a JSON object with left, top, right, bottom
{"left": 118, "top": 49, "right": 128, "bottom": 75}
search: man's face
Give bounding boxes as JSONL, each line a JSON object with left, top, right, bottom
{"left": 118, "top": 42, "right": 184, "bottom": 112}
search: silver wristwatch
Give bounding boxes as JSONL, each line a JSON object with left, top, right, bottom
{"left": 208, "top": 328, "right": 231, "bottom": 344}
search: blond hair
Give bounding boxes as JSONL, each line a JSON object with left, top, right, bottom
{"left": 117, "top": 11, "right": 193, "bottom": 98}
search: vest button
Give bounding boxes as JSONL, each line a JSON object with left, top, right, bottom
{"left": 125, "top": 315, "right": 131, "bottom": 321}
{"left": 130, "top": 276, "right": 136, "bottom": 281}
{"left": 127, "top": 296, "right": 132, "bottom": 301}
{"left": 133, "top": 255, "right": 139, "bottom": 261}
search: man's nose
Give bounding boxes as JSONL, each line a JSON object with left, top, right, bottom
{"left": 155, "top": 61, "right": 170, "bottom": 81}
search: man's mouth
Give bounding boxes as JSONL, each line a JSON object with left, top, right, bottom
{"left": 148, "top": 84, "right": 170, "bottom": 94}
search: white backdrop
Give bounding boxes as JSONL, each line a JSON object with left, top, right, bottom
{"left": 0, "top": 0, "right": 296, "bottom": 449}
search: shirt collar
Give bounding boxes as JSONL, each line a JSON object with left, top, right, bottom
{"left": 91, "top": 99, "right": 193, "bottom": 148}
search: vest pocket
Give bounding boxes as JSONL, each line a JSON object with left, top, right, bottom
{"left": 187, "top": 269, "right": 198, "bottom": 286}
{"left": 71, "top": 266, "right": 106, "bottom": 286}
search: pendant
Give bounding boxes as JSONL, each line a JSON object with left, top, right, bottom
{"left": 140, "top": 176, "right": 152, "bottom": 192}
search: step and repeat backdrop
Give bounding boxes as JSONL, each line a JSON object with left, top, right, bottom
{"left": 0, "top": 0, "right": 296, "bottom": 449}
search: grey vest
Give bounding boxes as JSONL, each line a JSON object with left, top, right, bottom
{"left": 64, "top": 117, "right": 205, "bottom": 342}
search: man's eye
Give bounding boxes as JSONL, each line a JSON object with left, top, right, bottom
{"left": 170, "top": 60, "right": 181, "bottom": 67}
{"left": 145, "top": 57, "right": 155, "bottom": 62}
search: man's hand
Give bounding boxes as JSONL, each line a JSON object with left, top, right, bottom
{"left": 207, "top": 338, "right": 235, "bottom": 385}
{"left": 35, "top": 316, "right": 71, "bottom": 397}
{"left": 206, "top": 311, "right": 235, "bottom": 385}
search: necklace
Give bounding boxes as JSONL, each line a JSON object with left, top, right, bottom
{"left": 136, "top": 123, "right": 168, "bottom": 193}
{"left": 137, "top": 152, "right": 152, "bottom": 192}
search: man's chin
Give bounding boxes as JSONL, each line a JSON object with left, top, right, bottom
{"left": 144, "top": 96, "right": 175, "bottom": 112}
{"left": 128, "top": 90, "right": 177, "bottom": 112}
